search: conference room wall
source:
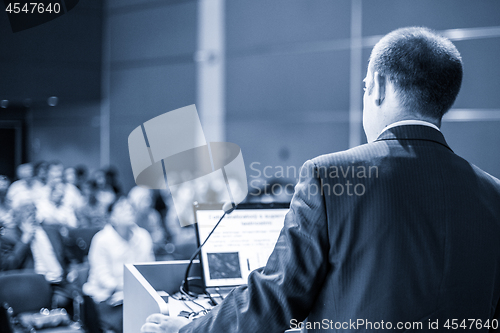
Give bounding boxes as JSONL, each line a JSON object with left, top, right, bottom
{"left": 106, "top": 0, "right": 198, "bottom": 191}
{"left": 441, "top": 37, "right": 500, "bottom": 179}
{"left": 226, "top": 0, "right": 352, "bottom": 185}
{"left": 362, "top": 0, "right": 500, "bottom": 34}
{"left": 30, "top": 103, "right": 101, "bottom": 171}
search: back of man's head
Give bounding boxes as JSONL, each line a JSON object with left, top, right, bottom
{"left": 369, "top": 27, "right": 463, "bottom": 120}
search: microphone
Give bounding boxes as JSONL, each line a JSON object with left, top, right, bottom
{"left": 222, "top": 201, "right": 236, "bottom": 214}
{"left": 181, "top": 202, "right": 236, "bottom": 297}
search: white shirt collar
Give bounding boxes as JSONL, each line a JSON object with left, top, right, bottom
{"left": 380, "top": 120, "right": 440, "bottom": 136}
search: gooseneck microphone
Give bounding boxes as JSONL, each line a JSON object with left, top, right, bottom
{"left": 181, "top": 202, "right": 236, "bottom": 297}
{"left": 221, "top": 201, "right": 236, "bottom": 214}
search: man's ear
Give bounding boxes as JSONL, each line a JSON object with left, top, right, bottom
{"left": 373, "top": 71, "right": 386, "bottom": 106}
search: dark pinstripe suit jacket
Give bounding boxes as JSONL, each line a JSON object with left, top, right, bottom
{"left": 181, "top": 125, "right": 500, "bottom": 333}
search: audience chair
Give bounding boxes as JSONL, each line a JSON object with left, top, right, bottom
{"left": 0, "top": 271, "right": 84, "bottom": 333}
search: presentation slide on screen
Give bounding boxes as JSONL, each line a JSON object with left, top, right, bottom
{"left": 196, "top": 209, "right": 288, "bottom": 287}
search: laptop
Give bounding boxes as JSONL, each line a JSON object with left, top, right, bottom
{"left": 193, "top": 202, "right": 290, "bottom": 293}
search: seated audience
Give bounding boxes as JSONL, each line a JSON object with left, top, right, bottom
{"left": 74, "top": 164, "right": 88, "bottom": 192}
{"left": 0, "top": 175, "right": 12, "bottom": 228}
{"left": 34, "top": 161, "right": 49, "bottom": 186}
{"left": 104, "top": 166, "right": 122, "bottom": 197}
{"left": 63, "top": 167, "right": 77, "bottom": 187}
{"left": 0, "top": 177, "right": 8, "bottom": 268}
{"left": 83, "top": 197, "right": 154, "bottom": 333}
{"left": 0, "top": 220, "right": 4, "bottom": 269}
{"left": 128, "top": 186, "right": 166, "bottom": 257}
{"left": 159, "top": 188, "right": 197, "bottom": 260}
{"left": 0, "top": 200, "right": 77, "bottom": 310}
{"left": 92, "top": 169, "right": 118, "bottom": 209}
{"left": 6, "top": 163, "right": 45, "bottom": 209}
{"left": 43, "top": 161, "right": 83, "bottom": 210}
{"left": 36, "top": 181, "right": 78, "bottom": 228}
{"left": 75, "top": 180, "right": 108, "bottom": 229}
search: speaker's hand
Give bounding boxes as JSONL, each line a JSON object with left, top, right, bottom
{"left": 141, "top": 313, "right": 191, "bottom": 333}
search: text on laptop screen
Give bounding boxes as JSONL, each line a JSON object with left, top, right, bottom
{"left": 196, "top": 208, "right": 289, "bottom": 288}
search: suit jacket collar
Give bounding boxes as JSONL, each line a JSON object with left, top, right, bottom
{"left": 375, "top": 125, "right": 453, "bottom": 153}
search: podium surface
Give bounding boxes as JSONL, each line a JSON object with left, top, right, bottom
{"left": 124, "top": 260, "right": 201, "bottom": 333}
{"left": 123, "top": 260, "right": 301, "bottom": 333}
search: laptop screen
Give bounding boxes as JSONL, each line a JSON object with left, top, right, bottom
{"left": 194, "top": 203, "right": 289, "bottom": 288}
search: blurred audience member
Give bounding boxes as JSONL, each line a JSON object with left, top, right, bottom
{"left": 75, "top": 180, "right": 108, "bottom": 229}
{"left": 6, "top": 163, "right": 44, "bottom": 208}
{"left": 1, "top": 200, "right": 61, "bottom": 274}
{"left": 0, "top": 175, "right": 12, "bottom": 227}
{"left": 0, "top": 218, "right": 4, "bottom": 269}
{"left": 74, "top": 164, "right": 88, "bottom": 191}
{"left": 43, "top": 161, "right": 83, "bottom": 210}
{"left": 159, "top": 189, "right": 197, "bottom": 260}
{"left": 17, "top": 162, "right": 33, "bottom": 180}
{"left": 45, "top": 161, "right": 63, "bottom": 187}
{"left": 104, "top": 166, "right": 122, "bottom": 197}
{"left": 0, "top": 200, "right": 76, "bottom": 309}
{"left": 152, "top": 189, "right": 167, "bottom": 221}
{"left": 63, "top": 167, "right": 77, "bottom": 186}
{"left": 36, "top": 182, "right": 78, "bottom": 228}
{"left": 92, "top": 169, "right": 117, "bottom": 209}
{"left": 34, "top": 160, "right": 49, "bottom": 186}
{"left": 83, "top": 198, "right": 154, "bottom": 333}
{"left": 128, "top": 186, "right": 166, "bottom": 257}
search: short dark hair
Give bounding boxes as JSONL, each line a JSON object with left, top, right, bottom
{"left": 369, "top": 27, "right": 463, "bottom": 120}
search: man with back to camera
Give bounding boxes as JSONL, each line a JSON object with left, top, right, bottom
{"left": 141, "top": 27, "right": 500, "bottom": 333}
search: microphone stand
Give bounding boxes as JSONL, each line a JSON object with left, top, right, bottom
{"left": 181, "top": 203, "right": 235, "bottom": 297}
